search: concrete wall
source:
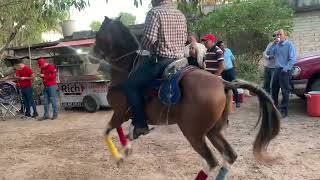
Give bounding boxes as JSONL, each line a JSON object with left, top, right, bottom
{"left": 291, "top": 10, "right": 320, "bottom": 55}
{"left": 286, "top": 0, "right": 320, "bottom": 12}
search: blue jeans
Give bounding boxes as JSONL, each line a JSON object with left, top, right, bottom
{"left": 263, "top": 66, "right": 275, "bottom": 94}
{"left": 222, "top": 68, "right": 240, "bottom": 104}
{"left": 21, "top": 87, "right": 37, "bottom": 116}
{"left": 271, "top": 68, "right": 291, "bottom": 116}
{"left": 122, "top": 57, "right": 174, "bottom": 128}
{"left": 43, "top": 86, "right": 58, "bottom": 118}
{"left": 17, "top": 88, "right": 24, "bottom": 112}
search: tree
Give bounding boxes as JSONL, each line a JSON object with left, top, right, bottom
{"left": 117, "top": 12, "right": 136, "bottom": 26}
{"left": 0, "top": 0, "right": 89, "bottom": 57}
{"left": 90, "top": 21, "right": 102, "bottom": 31}
{"left": 105, "top": 0, "right": 142, "bottom": 7}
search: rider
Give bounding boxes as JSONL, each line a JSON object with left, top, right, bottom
{"left": 122, "top": 0, "right": 187, "bottom": 139}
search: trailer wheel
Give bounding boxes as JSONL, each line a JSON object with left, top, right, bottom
{"left": 83, "top": 95, "right": 100, "bottom": 113}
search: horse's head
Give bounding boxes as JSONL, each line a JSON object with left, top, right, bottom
{"left": 90, "top": 16, "right": 139, "bottom": 64}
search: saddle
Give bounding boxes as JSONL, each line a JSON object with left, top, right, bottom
{"left": 146, "top": 58, "right": 198, "bottom": 106}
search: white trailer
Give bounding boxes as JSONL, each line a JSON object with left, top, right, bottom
{"left": 58, "top": 79, "right": 110, "bottom": 112}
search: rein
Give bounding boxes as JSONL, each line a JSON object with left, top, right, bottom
{"left": 113, "top": 49, "right": 138, "bottom": 62}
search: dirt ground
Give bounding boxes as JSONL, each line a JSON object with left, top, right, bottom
{"left": 0, "top": 96, "right": 320, "bottom": 180}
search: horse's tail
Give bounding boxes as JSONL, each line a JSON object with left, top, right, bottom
{"left": 223, "top": 79, "right": 281, "bottom": 162}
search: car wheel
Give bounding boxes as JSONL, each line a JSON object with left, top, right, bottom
{"left": 310, "top": 78, "right": 320, "bottom": 92}
{"left": 83, "top": 95, "right": 100, "bottom": 113}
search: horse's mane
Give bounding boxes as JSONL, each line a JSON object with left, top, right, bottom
{"left": 112, "top": 21, "right": 140, "bottom": 51}
{"left": 100, "top": 20, "right": 142, "bottom": 73}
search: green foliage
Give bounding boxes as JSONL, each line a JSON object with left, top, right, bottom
{"left": 235, "top": 52, "right": 262, "bottom": 83}
{"left": 189, "top": 0, "right": 294, "bottom": 53}
{"left": 117, "top": 12, "right": 136, "bottom": 26}
{"left": 176, "top": 0, "right": 203, "bottom": 19}
{"left": 90, "top": 21, "right": 102, "bottom": 31}
{"left": 0, "top": 0, "right": 89, "bottom": 54}
{"left": 133, "top": 0, "right": 143, "bottom": 7}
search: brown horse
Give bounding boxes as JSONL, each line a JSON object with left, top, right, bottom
{"left": 90, "top": 17, "right": 281, "bottom": 179}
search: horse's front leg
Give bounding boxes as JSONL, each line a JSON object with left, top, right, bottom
{"left": 104, "top": 112, "right": 131, "bottom": 166}
{"left": 116, "top": 127, "right": 132, "bottom": 156}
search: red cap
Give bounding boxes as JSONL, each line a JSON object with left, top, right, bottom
{"left": 37, "top": 57, "right": 46, "bottom": 67}
{"left": 201, "top": 34, "right": 216, "bottom": 42}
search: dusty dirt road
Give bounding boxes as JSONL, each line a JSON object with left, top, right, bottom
{"left": 0, "top": 96, "right": 319, "bottom": 180}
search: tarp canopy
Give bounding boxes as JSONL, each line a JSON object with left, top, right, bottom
{"left": 43, "top": 39, "right": 95, "bottom": 49}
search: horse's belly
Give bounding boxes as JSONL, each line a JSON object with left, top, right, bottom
{"left": 145, "top": 98, "right": 177, "bottom": 125}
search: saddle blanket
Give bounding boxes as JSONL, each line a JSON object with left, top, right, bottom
{"left": 146, "top": 65, "right": 198, "bottom": 106}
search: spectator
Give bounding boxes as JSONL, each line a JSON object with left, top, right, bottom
{"left": 262, "top": 33, "right": 278, "bottom": 94}
{"left": 186, "top": 42, "right": 203, "bottom": 68}
{"left": 267, "top": 29, "right": 296, "bottom": 118}
{"left": 202, "top": 34, "right": 224, "bottom": 75}
{"left": 37, "top": 58, "right": 58, "bottom": 120}
{"left": 13, "top": 60, "right": 38, "bottom": 118}
{"left": 216, "top": 41, "right": 240, "bottom": 108}
{"left": 184, "top": 35, "right": 206, "bottom": 68}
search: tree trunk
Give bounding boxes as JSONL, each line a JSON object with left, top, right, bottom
{"left": 0, "top": 20, "right": 25, "bottom": 58}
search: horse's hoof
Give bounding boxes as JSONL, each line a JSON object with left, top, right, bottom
{"left": 124, "top": 147, "right": 133, "bottom": 157}
{"left": 215, "top": 166, "right": 228, "bottom": 180}
{"left": 116, "top": 157, "right": 124, "bottom": 167}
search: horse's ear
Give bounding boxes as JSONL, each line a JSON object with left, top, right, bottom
{"left": 104, "top": 16, "right": 112, "bottom": 23}
{"left": 115, "top": 15, "right": 122, "bottom": 21}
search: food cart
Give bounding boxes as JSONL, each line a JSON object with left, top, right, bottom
{"left": 6, "top": 25, "right": 145, "bottom": 112}
{"left": 46, "top": 38, "right": 111, "bottom": 112}
{"left": 57, "top": 67, "right": 110, "bottom": 113}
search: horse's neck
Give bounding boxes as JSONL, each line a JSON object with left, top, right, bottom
{"left": 110, "top": 68, "right": 129, "bottom": 86}
{"left": 109, "top": 54, "right": 135, "bottom": 86}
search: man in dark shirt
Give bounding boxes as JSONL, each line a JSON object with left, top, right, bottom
{"left": 202, "top": 34, "right": 224, "bottom": 76}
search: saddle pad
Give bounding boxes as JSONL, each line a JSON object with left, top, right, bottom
{"left": 158, "top": 66, "right": 198, "bottom": 106}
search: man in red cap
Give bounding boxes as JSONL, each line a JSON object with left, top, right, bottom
{"left": 202, "top": 34, "right": 225, "bottom": 76}
{"left": 13, "top": 59, "right": 38, "bottom": 118}
{"left": 37, "top": 57, "right": 58, "bottom": 120}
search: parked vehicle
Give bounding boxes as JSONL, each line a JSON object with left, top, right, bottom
{"left": 291, "top": 52, "right": 320, "bottom": 98}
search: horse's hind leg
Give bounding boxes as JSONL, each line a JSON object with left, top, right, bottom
{"left": 206, "top": 130, "right": 237, "bottom": 180}
{"left": 207, "top": 90, "right": 237, "bottom": 164}
{"left": 207, "top": 131, "right": 238, "bottom": 164}
{"left": 182, "top": 132, "right": 219, "bottom": 179}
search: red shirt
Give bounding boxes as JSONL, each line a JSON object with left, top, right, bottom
{"left": 41, "top": 64, "right": 57, "bottom": 86}
{"left": 15, "top": 66, "right": 33, "bottom": 88}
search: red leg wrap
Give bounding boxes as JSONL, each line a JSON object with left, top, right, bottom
{"left": 116, "top": 127, "right": 128, "bottom": 147}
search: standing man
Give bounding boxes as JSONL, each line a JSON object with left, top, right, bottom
{"left": 216, "top": 40, "right": 240, "bottom": 108}
{"left": 37, "top": 57, "right": 58, "bottom": 120}
{"left": 262, "top": 33, "right": 278, "bottom": 94}
{"left": 13, "top": 60, "right": 38, "bottom": 118}
{"left": 267, "top": 29, "right": 296, "bottom": 118}
{"left": 122, "top": 0, "right": 187, "bottom": 139}
{"left": 202, "top": 34, "right": 224, "bottom": 76}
